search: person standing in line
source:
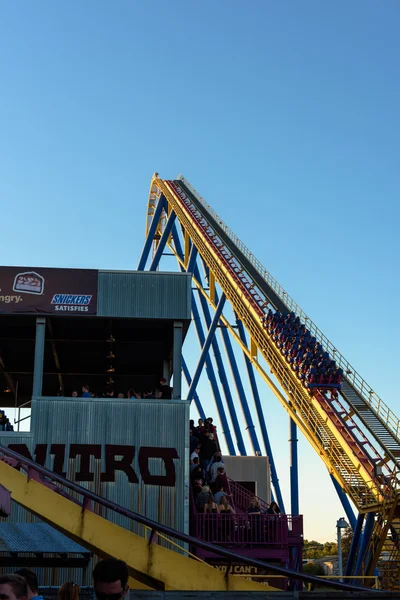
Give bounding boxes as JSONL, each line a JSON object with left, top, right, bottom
{"left": 93, "top": 558, "right": 129, "bottom": 600}
{"left": 15, "top": 570, "right": 42, "bottom": 600}
{"left": 0, "top": 576, "right": 28, "bottom": 600}
{"left": 58, "top": 582, "right": 80, "bottom": 600}
{"left": 81, "top": 385, "right": 92, "bottom": 398}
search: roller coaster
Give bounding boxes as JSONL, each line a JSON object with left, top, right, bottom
{"left": 136, "top": 174, "right": 400, "bottom": 589}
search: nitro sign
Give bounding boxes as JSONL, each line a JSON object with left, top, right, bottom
{"left": 8, "top": 443, "right": 179, "bottom": 487}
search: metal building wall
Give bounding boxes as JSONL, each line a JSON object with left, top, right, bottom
{"left": 1, "top": 397, "right": 190, "bottom": 537}
{"left": 97, "top": 271, "right": 191, "bottom": 319}
{"left": 222, "top": 456, "right": 271, "bottom": 503}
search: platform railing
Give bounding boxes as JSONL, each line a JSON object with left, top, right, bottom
{"left": 227, "top": 478, "right": 270, "bottom": 514}
{"left": 195, "top": 513, "right": 288, "bottom": 547}
{"left": 177, "top": 175, "right": 400, "bottom": 443}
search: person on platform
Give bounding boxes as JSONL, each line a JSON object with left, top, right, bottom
{"left": 212, "top": 466, "right": 229, "bottom": 494}
{"left": 247, "top": 498, "right": 261, "bottom": 515}
{"left": 195, "top": 418, "right": 204, "bottom": 437}
{"left": 93, "top": 559, "right": 129, "bottom": 600}
{"left": 15, "top": 570, "right": 42, "bottom": 600}
{"left": 195, "top": 485, "right": 211, "bottom": 512}
{"left": 190, "top": 456, "right": 201, "bottom": 474}
{"left": 190, "top": 430, "right": 199, "bottom": 454}
{"left": 266, "top": 501, "right": 281, "bottom": 515}
{"left": 157, "top": 377, "right": 172, "bottom": 399}
{"left": 190, "top": 446, "right": 201, "bottom": 462}
{"left": 200, "top": 432, "right": 218, "bottom": 473}
{"left": 209, "top": 453, "right": 225, "bottom": 483}
{"left": 204, "top": 493, "right": 219, "bottom": 514}
{"left": 219, "top": 495, "right": 235, "bottom": 514}
{"left": 58, "top": 582, "right": 80, "bottom": 600}
{"left": 81, "top": 385, "right": 91, "bottom": 398}
{"left": 71, "top": 391, "right": 78, "bottom": 397}
{"left": 213, "top": 484, "right": 227, "bottom": 505}
{"left": 0, "top": 576, "right": 28, "bottom": 600}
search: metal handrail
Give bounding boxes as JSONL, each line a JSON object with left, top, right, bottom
{"left": 0, "top": 444, "right": 378, "bottom": 593}
{"left": 177, "top": 175, "right": 400, "bottom": 442}
{"left": 14, "top": 400, "right": 32, "bottom": 432}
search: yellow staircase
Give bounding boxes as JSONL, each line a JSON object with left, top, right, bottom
{"left": 0, "top": 457, "right": 278, "bottom": 592}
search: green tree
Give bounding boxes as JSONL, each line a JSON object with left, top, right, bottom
{"left": 341, "top": 526, "right": 354, "bottom": 562}
{"left": 303, "top": 562, "right": 325, "bottom": 576}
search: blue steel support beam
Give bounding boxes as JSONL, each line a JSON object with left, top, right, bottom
{"left": 137, "top": 195, "right": 166, "bottom": 270}
{"left": 219, "top": 323, "right": 262, "bottom": 454}
{"left": 330, "top": 475, "right": 357, "bottom": 530}
{"left": 182, "top": 356, "right": 206, "bottom": 420}
{"left": 345, "top": 513, "right": 365, "bottom": 577}
{"left": 193, "top": 269, "right": 246, "bottom": 455}
{"left": 174, "top": 228, "right": 244, "bottom": 454}
{"left": 354, "top": 512, "right": 375, "bottom": 577}
{"left": 236, "top": 317, "right": 285, "bottom": 512}
{"left": 149, "top": 210, "right": 177, "bottom": 271}
{"left": 289, "top": 417, "right": 299, "bottom": 516}
{"left": 171, "top": 224, "right": 235, "bottom": 455}
{"left": 187, "top": 245, "right": 198, "bottom": 274}
{"left": 187, "top": 294, "right": 226, "bottom": 403}
{"left": 200, "top": 262, "right": 261, "bottom": 455}
{"left": 190, "top": 295, "right": 235, "bottom": 455}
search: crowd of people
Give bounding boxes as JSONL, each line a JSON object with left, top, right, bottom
{"left": 0, "top": 559, "right": 129, "bottom": 600}
{"left": 62, "top": 378, "right": 173, "bottom": 400}
{"left": 263, "top": 310, "right": 343, "bottom": 397}
{"left": 190, "top": 417, "right": 281, "bottom": 526}
{"left": 190, "top": 417, "right": 234, "bottom": 516}
{"left": 0, "top": 410, "right": 14, "bottom": 431}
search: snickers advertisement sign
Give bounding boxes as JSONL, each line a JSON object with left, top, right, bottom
{"left": 0, "top": 266, "right": 98, "bottom": 315}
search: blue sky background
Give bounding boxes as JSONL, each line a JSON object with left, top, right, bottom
{"left": 1, "top": 1, "right": 399, "bottom": 542}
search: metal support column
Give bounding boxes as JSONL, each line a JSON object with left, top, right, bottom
{"left": 354, "top": 512, "right": 375, "bottom": 577}
{"left": 193, "top": 282, "right": 246, "bottom": 454}
{"left": 289, "top": 416, "right": 299, "bottom": 516}
{"left": 149, "top": 210, "right": 177, "bottom": 271}
{"left": 345, "top": 513, "right": 365, "bottom": 576}
{"left": 236, "top": 317, "right": 285, "bottom": 512}
{"left": 187, "top": 294, "right": 226, "bottom": 403}
{"left": 200, "top": 262, "right": 262, "bottom": 455}
{"left": 172, "top": 321, "right": 183, "bottom": 400}
{"left": 137, "top": 196, "right": 166, "bottom": 270}
{"left": 32, "top": 317, "right": 46, "bottom": 398}
{"left": 190, "top": 295, "right": 235, "bottom": 454}
{"left": 171, "top": 224, "right": 235, "bottom": 454}
{"left": 182, "top": 357, "right": 205, "bottom": 420}
{"left": 330, "top": 475, "right": 357, "bottom": 530}
{"left": 186, "top": 245, "right": 198, "bottom": 274}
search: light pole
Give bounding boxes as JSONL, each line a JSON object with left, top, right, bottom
{"left": 337, "top": 517, "right": 350, "bottom": 581}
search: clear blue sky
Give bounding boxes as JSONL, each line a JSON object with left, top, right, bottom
{"left": 1, "top": 1, "right": 399, "bottom": 542}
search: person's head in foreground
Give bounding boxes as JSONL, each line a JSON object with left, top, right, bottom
{"left": 0, "top": 575, "right": 28, "bottom": 600}
{"left": 14, "top": 570, "right": 38, "bottom": 600}
{"left": 93, "top": 559, "right": 129, "bottom": 600}
{"left": 58, "top": 582, "right": 80, "bottom": 600}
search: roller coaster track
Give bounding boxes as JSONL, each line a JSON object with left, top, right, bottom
{"left": 145, "top": 174, "right": 400, "bottom": 585}
{"left": 0, "top": 445, "right": 372, "bottom": 593}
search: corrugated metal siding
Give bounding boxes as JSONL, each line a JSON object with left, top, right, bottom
{"left": 2, "top": 397, "right": 189, "bottom": 540}
{"left": 98, "top": 271, "right": 191, "bottom": 320}
{"left": 0, "top": 566, "right": 93, "bottom": 588}
{"left": 0, "top": 522, "right": 90, "bottom": 553}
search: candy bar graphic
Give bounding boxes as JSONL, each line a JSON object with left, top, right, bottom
{"left": 13, "top": 271, "right": 45, "bottom": 295}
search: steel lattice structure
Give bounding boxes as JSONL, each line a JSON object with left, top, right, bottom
{"left": 138, "top": 173, "right": 400, "bottom": 590}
